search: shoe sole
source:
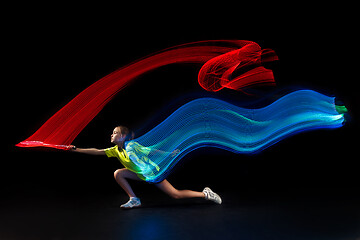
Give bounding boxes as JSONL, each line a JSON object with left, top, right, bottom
{"left": 120, "top": 204, "right": 142, "bottom": 209}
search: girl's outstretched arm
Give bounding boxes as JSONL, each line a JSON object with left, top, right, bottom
{"left": 70, "top": 146, "right": 105, "bottom": 155}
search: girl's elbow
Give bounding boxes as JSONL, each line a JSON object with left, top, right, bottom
{"left": 97, "top": 149, "right": 106, "bottom": 155}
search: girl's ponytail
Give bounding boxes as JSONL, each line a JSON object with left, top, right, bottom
{"left": 117, "top": 125, "right": 135, "bottom": 141}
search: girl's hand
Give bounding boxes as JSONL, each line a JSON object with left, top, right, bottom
{"left": 67, "top": 145, "right": 77, "bottom": 151}
{"left": 171, "top": 149, "right": 180, "bottom": 157}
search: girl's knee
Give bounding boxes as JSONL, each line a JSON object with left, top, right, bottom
{"left": 169, "top": 190, "right": 181, "bottom": 199}
{"left": 114, "top": 169, "right": 125, "bottom": 179}
{"left": 156, "top": 180, "right": 182, "bottom": 199}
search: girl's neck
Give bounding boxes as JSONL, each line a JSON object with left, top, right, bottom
{"left": 116, "top": 141, "right": 125, "bottom": 149}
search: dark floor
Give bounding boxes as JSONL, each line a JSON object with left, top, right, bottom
{"left": 1, "top": 189, "right": 359, "bottom": 240}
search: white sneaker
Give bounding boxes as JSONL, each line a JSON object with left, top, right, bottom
{"left": 120, "top": 197, "right": 141, "bottom": 209}
{"left": 203, "top": 187, "right": 222, "bottom": 204}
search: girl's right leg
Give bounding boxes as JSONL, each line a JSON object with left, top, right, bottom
{"left": 155, "top": 179, "right": 205, "bottom": 199}
{"left": 156, "top": 180, "right": 222, "bottom": 204}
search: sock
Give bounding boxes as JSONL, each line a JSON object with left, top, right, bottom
{"left": 203, "top": 191, "right": 208, "bottom": 199}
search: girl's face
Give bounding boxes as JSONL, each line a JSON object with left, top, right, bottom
{"left": 111, "top": 127, "right": 125, "bottom": 144}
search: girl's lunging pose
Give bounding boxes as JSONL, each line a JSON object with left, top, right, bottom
{"left": 71, "top": 125, "right": 222, "bottom": 209}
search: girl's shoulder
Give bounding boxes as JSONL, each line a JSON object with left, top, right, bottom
{"left": 126, "top": 141, "right": 151, "bottom": 154}
{"left": 125, "top": 141, "right": 140, "bottom": 150}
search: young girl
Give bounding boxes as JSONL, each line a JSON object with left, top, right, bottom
{"left": 71, "top": 126, "right": 222, "bottom": 209}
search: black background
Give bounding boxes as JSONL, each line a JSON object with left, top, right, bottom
{"left": 4, "top": 5, "right": 359, "bottom": 200}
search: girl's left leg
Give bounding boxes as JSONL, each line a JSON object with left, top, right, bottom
{"left": 114, "top": 168, "right": 143, "bottom": 209}
{"left": 114, "top": 168, "right": 141, "bottom": 198}
{"left": 155, "top": 179, "right": 205, "bottom": 199}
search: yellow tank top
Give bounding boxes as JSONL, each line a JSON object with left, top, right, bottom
{"left": 104, "top": 142, "right": 160, "bottom": 181}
